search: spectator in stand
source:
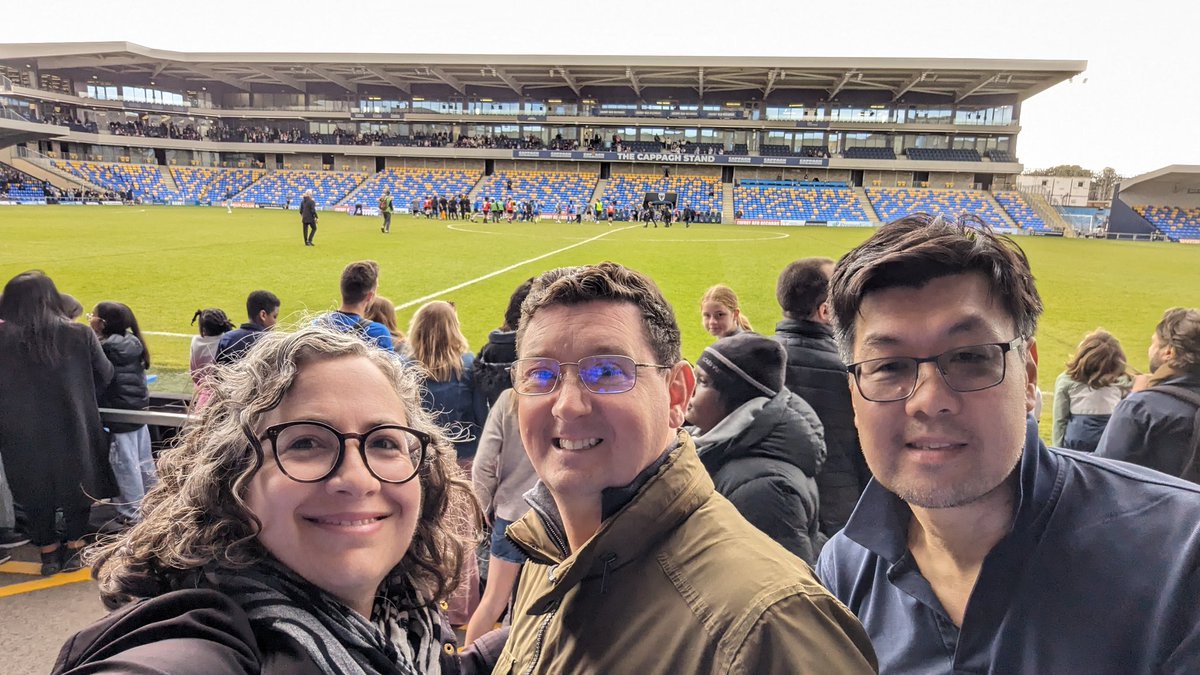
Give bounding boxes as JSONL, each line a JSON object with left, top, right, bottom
{"left": 1097, "top": 307, "right": 1200, "bottom": 477}
{"left": 189, "top": 308, "right": 234, "bottom": 408}
{"left": 52, "top": 325, "right": 501, "bottom": 674}
{"left": 216, "top": 290, "right": 281, "bottom": 364}
{"left": 474, "top": 279, "right": 534, "bottom": 409}
{"left": 686, "top": 333, "right": 827, "bottom": 564}
{"left": 364, "top": 295, "right": 407, "bottom": 355}
{"left": 406, "top": 301, "right": 487, "bottom": 464}
{"left": 0, "top": 272, "right": 115, "bottom": 575}
{"left": 700, "top": 284, "right": 753, "bottom": 339}
{"left": 1051, "top": 329, "right": 1132, "bottom": 451}
{"left": 325, "top": 261, "right": 394, "bottom": 352}
{"left": 59, "top": 293, "right": 84, "bottom": 320}
{"left": 300, "top": 189, "right": 317, "bottom": 246}
{"left": 774, "top": 257, "right": 871, "bottom": 536}
{"left": 90, "top": 301, "right": 157, "bottom": 529}
{"left": 465, "top": 387, "right": 537, "bottom": 644}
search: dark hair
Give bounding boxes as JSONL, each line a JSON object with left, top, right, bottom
{"left": 340, "top": 260, "right": 380, "bottom": 305}
{"left": 1065, "top": 329, "right": 1128, "bottom": 388}
{"left": 191, "top": 308, "right": 235, "bottom": 337}
{"left": 246, "top": 290, "right": 281, "bottom": 324}
{"left": 829, "top": 213, "right": 1043, "bottom": 361}
{"left": 0, "top": 270, "right": 70, "bottom": 364}
{"left": 59, "top": 293, "right": 84, "bottom": 320}
{"left": 1155, "top": 307, "right": 1200, "bottom": 374}
{"left": 777, "top": 257, "right": 835, "bottom": 319}
{"left": 517, "top": 262, "right": 681, "bottom": 365}
{"left": 502, "top": 278, "right": 534, "bottom": 331}
{"left": 94, "top": 301, "right": 152, "bottom": 369}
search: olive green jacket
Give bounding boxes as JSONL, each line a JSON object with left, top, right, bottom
{"left": 493, "top": 431, "right": 878, "bottom": 675}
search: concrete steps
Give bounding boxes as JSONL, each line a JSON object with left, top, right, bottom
{"left": 985, "top": 191, "right": 1018, "bottom": 229}
{"left": 589, "top": 177, "right": 608, "bottom": 205}
{"left": 722, "top": 185, "right": 736, "bottom": 223}
{"left": 852, "top": 187, "right": 882, "bottom": 224}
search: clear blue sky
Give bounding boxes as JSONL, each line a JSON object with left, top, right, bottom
{"left": 3, "top": 0, "right": 1193, "bottom": 177}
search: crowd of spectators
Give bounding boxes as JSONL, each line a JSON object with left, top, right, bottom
{"left": 108, "top": 120, "right": 202, "bottom": 141}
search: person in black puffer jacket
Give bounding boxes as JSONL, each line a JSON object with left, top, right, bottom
{"left": 687, "top": 333, "right": 827, "bottom": 564}
{"left": 774, "top": 258, "right": 871, "bottom": 537}
{"left": 473, "top": 278, "right": 533, "bottom": 409}
{"left": 91, "top": 301, "right": 156, "bottom": 528}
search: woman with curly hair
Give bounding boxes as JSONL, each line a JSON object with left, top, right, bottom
{"left": 53, "top": 325, "right": 496, "bottom": 674}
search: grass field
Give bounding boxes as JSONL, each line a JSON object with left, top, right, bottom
{"left": 3, "top": 205, "right": 1198, "bottom": 434}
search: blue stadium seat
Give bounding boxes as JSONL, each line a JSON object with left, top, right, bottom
{"left": 605, "top": 174, "right": 722, "bottom": 215}
{"left": 51, "top": 161, "right": 183, "bottom": 201}
{"left": 1135, "top": 205, "right": 1200, "bottom": 242}
{"left": 734, "top": 184, "right": 867, "bottom": 222}
{"left": 238, "top": 170, "right": 366, "bottom": 208}
{"left": 993, "top": 191, "right": 1052, "bottom": 233}
{"left": 866, "top": 188, "right": 1007, "bottom": 228}
{"left": 347, "top": 168, "right": 482, "bottom": 211}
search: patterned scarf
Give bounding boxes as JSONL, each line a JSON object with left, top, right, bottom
{"left": 209, "top": 557, "right": 445, "bottom": 675}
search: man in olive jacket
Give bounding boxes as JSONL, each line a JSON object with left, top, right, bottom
{"left": 494, "top": 262, "right": 877, "bottom": 674}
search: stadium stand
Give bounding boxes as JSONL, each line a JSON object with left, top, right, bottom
{"left": 904, "top": 148, "right": 983, "bottom": 162}
{"left": 477, "top": 170, "right": 597, "bottom": 209}
{"left": 50, "top": 161, "right": 182, "bottom": 202}
{"left": 866, "top": 187, "right": 1009, "bottom": 229}
{"left": 993, "top": 191, "right": 1052, "bottom": 233}
{"left": 605, "top": 173, "right": 722, "bottom": 214}
{"left": 1134, "top": 205, "right": 1200, "bottom": 241}
{"left": 843, "top": 147, "right": 897, "bottom": 160}
{"left": 760, "top": 144, "right": 830, "bottom": 158}
{"left": 0, "top": 164, "right": 48, "bottom": 202}
{"left": 617, "top": 140, "right": 663, "bottom": 153}
{"left": 347, "top": 168, "right": 482, "bottom": 211}
{"left": 735, "top": 181, "right": 868, "bottom": 222}
{"left": 170, "top": 167, "right": 265, "bottom": 203}
{"left": 985, "top": 150, "right": 1015, "bottom": 163}
{"left": 237, "top": 170, "right": 366, "bottom": 208}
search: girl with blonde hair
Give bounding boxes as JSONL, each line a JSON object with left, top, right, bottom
{"left": 364, "top": 295, "right": 407, "bottom": 355}
{"left": 407, "top": 301, "right": 487, "bottom": 462}
{"left": 700, "top": 284, "right": 753, "bottom": 339}
{"left": 1052, "top": 328, "right": 1132, "bottom": 451}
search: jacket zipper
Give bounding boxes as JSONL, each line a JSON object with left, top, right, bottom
{"left": 527, "top": 500, "right": 570, "bottom": 557}
{"left": 522, "top": 605, "right": 557, "bottom": 675}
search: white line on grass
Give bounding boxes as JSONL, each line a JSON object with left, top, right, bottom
{"left": 144, "top": 331, "right": 193, "bottom": 338}
{"left": 396, "top": 225, "right": 637, "bottom": 310}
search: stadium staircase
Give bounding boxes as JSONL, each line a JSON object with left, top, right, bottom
{"left": 589, "top": 178, "right": 608, "bottom": 206}
{"left": 157, "top": 165, "right": 180, "bottom": 193}
{"left": 722, "top": 188, "right": 735, "bottom": 223}
{"left": 985, "top": 192, "right": 1019, "bottom": 230}
{"left": 466, "top": 174, "right": 489, "bottom": 203}
{"left": 852, "top": 187, "right": 882, "bottom": 224}
{"left": 1020, "top": 191, "right": 1072, "bottom": 235}
{"left": 338, "top": 174, "right": 376, "bottom": 206}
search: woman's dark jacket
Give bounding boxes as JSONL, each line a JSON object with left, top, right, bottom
{"left": 474, "top": 328, "right": 517, "bottom": 408}
{"left": 692, "top": 388, "right": 828, "bottom": 564}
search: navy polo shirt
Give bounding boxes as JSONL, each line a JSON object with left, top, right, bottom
{"left": 817, "top": 424, "right": 1200, "bottom": 674}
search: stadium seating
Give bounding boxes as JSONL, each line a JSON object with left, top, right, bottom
{"left": 866, "top": 188, "right": 1008, "bottom": 229}
{"left": 844, "top": 147, "right": 897, "bottom": 160}
{"left": 238, "top": 170, "right": 366, "bottom": 208}
{"left": 50, "top": 161, "right": 182, "bottom": 202}
{"left": 617, "top": 140, "right": 663, "bottom": 153}
{"left": 904, "top": 148, "right": 983, "bottom": 162}
{"left": 986, "top": 150, "right": 1015, "bottom": 163}
{"left": 1134, "top": 205, "right": 1200, "bottom": 241}
{"left": 993, "top": 191, "right": 1053, "bottom": 233}
{"left": 605, "top": 174, "right": 722, "bottom": 214}
{"left": 732, "top": 144, "right": 749, "bottom": 155}
{"left": 735, "top": 183, "right": 868, "bottom": 222}
{"left": 477, "top": 170, "right": 597, "bottom": 211}
{"left": 1, "top": 184, "right": 47, "bottom": 202}
{"left": 347, "top": 168, "right": 482, "bottom": 211}
{"left": 170, "top": 167, "right": 265, "bottom": 202}
{"left": 760, "top": 144, "right": 830, "bottom": 158}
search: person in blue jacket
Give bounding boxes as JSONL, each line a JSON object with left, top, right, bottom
{"left": 816, "top": 213, "right": 1200, "bottom": 674}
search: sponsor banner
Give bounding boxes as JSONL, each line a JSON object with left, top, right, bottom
{"left": 517, "top": 114, "right": 547, "bottom": 122}
{"left": 735, "top": 218, "right": 782, "bottom": 226}
{"left": 794, "top": 120, "right": 830, "bottom": 129}
{"left": 232, "top": 201, "right": 257, "bottom": 209}
{"left": 100, "top": 201, "right": 124, "bottom": 206}
{"left": 167, "top": 200, "right": 186, "bottom": 206}
{"left": 513, "top": 150, "right": 827, "bottom": 168}
{"left": 0, "top": 200, "right": 17, "bottom": 206}
{"left": 59, "top": 200, "right": 84, "bottom": 205}
{"left": 333, "top": 205, "right": 382, "bottom": 217}
{"left": 350, "top": 112, "right": 406, "bottom": 120}
{"left": 1179, "top": 239, "right": 1199, "bottom": 245}
{"left": 781, "top": 219, "right": 809, "bottom": 227}
{"left": 588, "top": 108, "right": 745, "bottom": 120}
{"left": 828, "top": 220, "right": 874, "bottom": 228}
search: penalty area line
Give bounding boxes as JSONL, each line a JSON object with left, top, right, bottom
{"left": 396, "top": 225, "right": 637, "bottom": 310}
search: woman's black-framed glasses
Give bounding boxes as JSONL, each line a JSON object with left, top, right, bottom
{"left": 510, "top": 355, "right": 671, "bottom": 396}
{"left": 252, "top": 420, "right": 428, "bottom": 484}
{"left": 846, "top": 336, "right": 1026, "bottom": 403}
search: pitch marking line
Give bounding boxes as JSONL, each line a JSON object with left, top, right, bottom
{"left": 396, "top": 225, "right": 637, "bottom": 310}
{"left": 0, "top": 567, "right": 91, "bottom": 597}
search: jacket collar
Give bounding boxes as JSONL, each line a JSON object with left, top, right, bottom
{"left": 843, "top": 421, "right": 1061, "bottom": 565}
{"left": 507, "top": 430, "right": 714, "bottom": 614}
{"left": 775, "top": 317, "right": 835, "bottom": 341}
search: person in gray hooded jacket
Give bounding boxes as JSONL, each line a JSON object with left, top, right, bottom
{"left": 687, "top": 332, "right": 827, "bottom": 563}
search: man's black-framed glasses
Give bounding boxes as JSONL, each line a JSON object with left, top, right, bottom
{"left": 846, "top": 336, "right": 1026, "bottom": 403}
{"left": 510, "top": 355, "right": 671, "bottom": 396}
{"left": 252, "top": 420, "right": 428, "bottom": 484}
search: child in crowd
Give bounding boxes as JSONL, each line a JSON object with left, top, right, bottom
{"left": 189, "top": 308, "right": 234, "bottom": 408}
{"left": 700, "top": 284, "right": 753, "bottom": 339}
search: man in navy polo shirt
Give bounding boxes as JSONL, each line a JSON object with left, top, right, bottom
{"left": 816, "top": 214, "right": 1200, "bottom": 674}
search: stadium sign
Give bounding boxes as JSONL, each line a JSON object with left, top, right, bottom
{"left": 512, "top": 150, "right": 827, "bottom": 167}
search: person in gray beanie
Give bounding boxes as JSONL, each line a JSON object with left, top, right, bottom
{"left": 687, "top": 332, "right": 829, "bottom": 563}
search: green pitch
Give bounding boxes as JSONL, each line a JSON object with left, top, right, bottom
{"left": 3, "top": 205, "right": 1198, "bottom": 435}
